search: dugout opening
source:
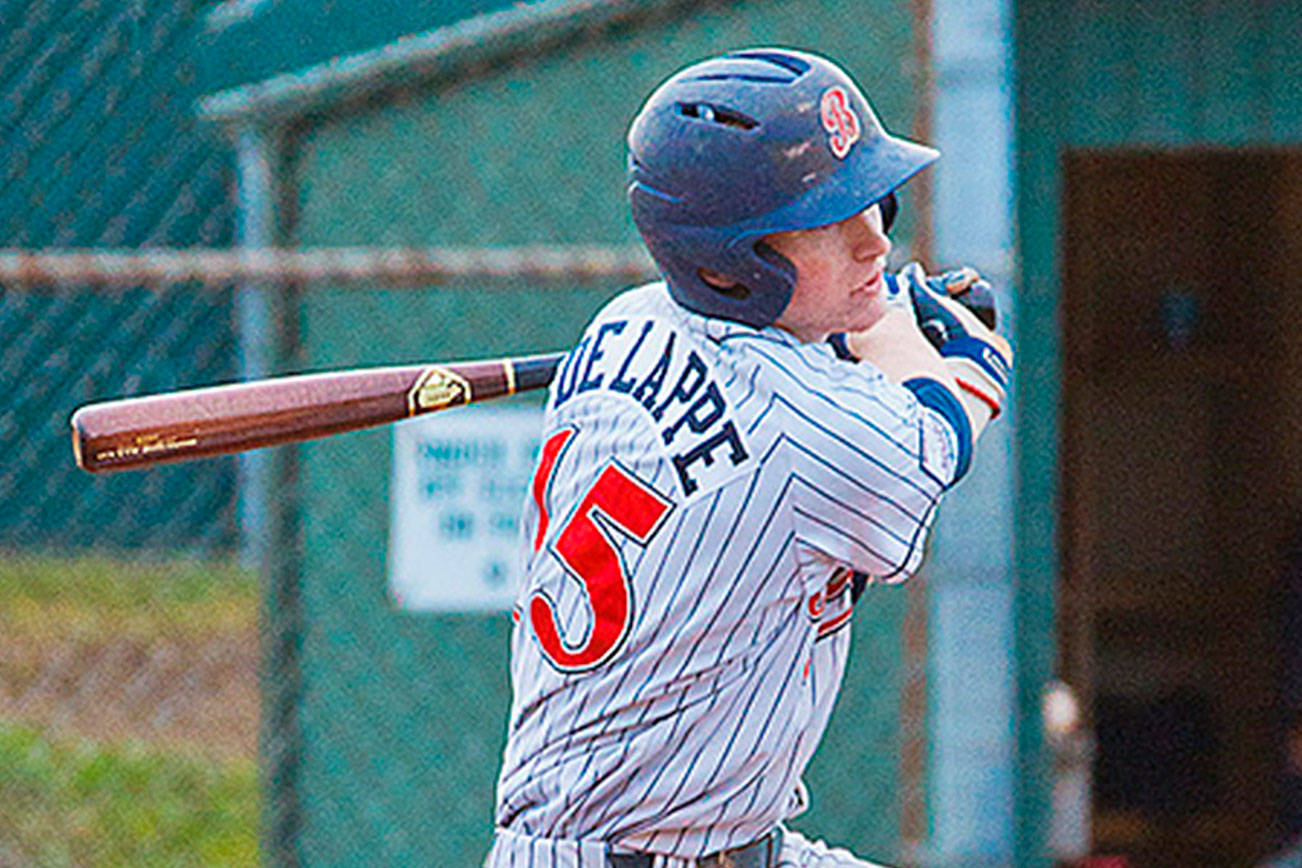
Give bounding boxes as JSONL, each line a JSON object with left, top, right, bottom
{"left": 1059, "top": 149, "right": 1302, "bottom": 868}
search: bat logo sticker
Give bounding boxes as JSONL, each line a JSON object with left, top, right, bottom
{"left": 409, "top": 366, "right": 472, "bottom": 413}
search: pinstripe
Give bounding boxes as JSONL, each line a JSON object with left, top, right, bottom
{"left": 597, "top": 467, "right": 787, "bottom": 827}
{"left": 507, "top": 489, "right": 727, "bottom": 834}
{"left": 732, "top": 365, "right": 762, "bottom": 414}
{"left": 659, "top": 606, "right": 808, "bottom": 853}
{"left": 520, "top": 402, "right": 651, "bottom": 796}
{"left": 586, "top": 485, "right": 791, "bottom": 839}
{"left": 604, "top": 513, "right": 807, "bottom": 850}
{"left": 793, "top": 503, "right": 906, "bottom": 570}
{"left": 617, "top": 528, "right": 799, "bottom": 836}
{"left": 489, "top": 283, "right": 960, "bottom": 863}
{"left": 545, "top": 409, "right": 657, "bottom": 807}
{"left": 724, "top": 335, "right": 914, "bottom": 431}
{"left": 770, "top": 394, "right": 930, "bottom": 493}
{"left": 787, "top": 440, "right": 933, "bottom": 528}
{"left": 580, "top": 499, "right": 734, "bottom": 838}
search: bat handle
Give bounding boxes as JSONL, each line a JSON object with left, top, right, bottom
{"left": 956, "top": 285, "right": 997, "bottom": 330}
{"left": 512, "top": 353, "right": 565, "bottom": 392}
{"left": 927, "top": 274, "right": 998, "bottom": 330}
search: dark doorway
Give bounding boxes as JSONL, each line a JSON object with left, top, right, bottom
{"left": 1059, "top": 150, "right": 1302, "bottom": 867}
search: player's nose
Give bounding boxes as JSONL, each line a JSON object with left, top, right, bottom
{"left": 846, "top": 207, "right": 891, "bottom": 262}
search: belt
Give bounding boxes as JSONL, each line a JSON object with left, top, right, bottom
{"left": 608, "top": 828, "right": 782, "bottom": 868}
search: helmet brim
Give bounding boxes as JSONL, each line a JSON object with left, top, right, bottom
{"left": 729, "top": 132, "right": 939, "bottom": 244}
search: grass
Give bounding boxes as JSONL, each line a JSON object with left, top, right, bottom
{"left": 0, "top": 552, "right": 258, "bottom": 642}
{"left": 0, "top": 554, "right": 261, "bottom": 865}
{"left": 0, "top": 721, "right": 259, "bottom": 867}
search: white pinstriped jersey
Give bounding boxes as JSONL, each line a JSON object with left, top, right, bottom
{"left": 492, "top": 282, "right": 960, "bottom": 860}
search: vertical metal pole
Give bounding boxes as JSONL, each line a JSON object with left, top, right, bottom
{"left": 236, "top": 126, "right": 274, "bottom": 572}
{"left": 262, "top": 280, "right": 304, "bottom": 868}
{"left": 926, "top": 0, "right": 1020, "bottom": 864}
{"left": 234, "top": 122, "right": 303, "bottom": 868}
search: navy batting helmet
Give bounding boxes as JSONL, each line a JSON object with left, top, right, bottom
{"left": 627, "top": 48, "right": 939, "bottom": 328}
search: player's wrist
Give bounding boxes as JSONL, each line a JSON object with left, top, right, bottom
{"left": 891, "top": 261, "right": 1014, "bottom": 419}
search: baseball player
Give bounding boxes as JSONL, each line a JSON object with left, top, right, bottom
{"left": 485, "top": 48, "right": 1013, "bottom": 868}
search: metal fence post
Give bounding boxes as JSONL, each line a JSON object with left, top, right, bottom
{"left": 235, "top": 125, "right": 276, "bottom": 573}
{"left": 233, "top": 122, "right": 305, "bottom": 868}
{"left": 260, "top": 342, "right": 304, "bottom": 868}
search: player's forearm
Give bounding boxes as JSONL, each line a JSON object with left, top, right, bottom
{"left": 845, "top": 309, "right": 952, "bottom": 384}
{"left": 950, "top": 386, "right": 996, "bottom": 436}
{"left": 844, "top": 309, "right": 986, "bottom": 428}
{"left": 846, "top": 310, "right": 996, "bottom": 442}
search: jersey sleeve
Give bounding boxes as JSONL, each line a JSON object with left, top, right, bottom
{"left": 737, "top": 338, "right": 962, "bottom": 582}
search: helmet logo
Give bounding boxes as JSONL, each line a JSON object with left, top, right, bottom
{"left": 820, "top": 87, "right": 861, "bottom": 159}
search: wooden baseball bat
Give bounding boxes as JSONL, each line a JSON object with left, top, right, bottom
{"left": 71, "top": 352, "right": 565, "bottom": 474}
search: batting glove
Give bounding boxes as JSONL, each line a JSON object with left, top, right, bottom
{"left": 888, "top": 262, "right": 1014, "bottom": 418}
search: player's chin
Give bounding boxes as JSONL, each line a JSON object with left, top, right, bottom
{"left": 845, "top": 292, "right": 887, "bottom": 332}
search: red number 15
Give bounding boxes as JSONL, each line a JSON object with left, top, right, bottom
{"left": 528, "top": 429, "right": 673, "bottom": 672}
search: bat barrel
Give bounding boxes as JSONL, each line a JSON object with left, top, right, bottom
{"left": 72, "top": 352, "right": 565, "bottom": 473}
{"left": 72, "top": 366, "right": 427, "bottom": 473}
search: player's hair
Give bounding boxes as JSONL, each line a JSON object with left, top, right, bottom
{"left": 627, "top": 47, "right": 937, "bottom": 328}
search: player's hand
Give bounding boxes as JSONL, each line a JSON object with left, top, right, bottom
{"left": 886, "top": 262, "right": 997, "bottom": 346}
{"left": 890, "top": 262, "right": 1013, "bottom": 418}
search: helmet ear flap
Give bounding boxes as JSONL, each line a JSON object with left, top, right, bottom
{"left": 687, "top": 238, "right": 796, "bottom": 328}
{"left": 698, "top": 239, "right": 794, "bottom": 303}
{"left": 696, "top": 268, "right": 751, "bottom": 299}
{"left": 753, "top": 238, "right": 796, "bottom": 288}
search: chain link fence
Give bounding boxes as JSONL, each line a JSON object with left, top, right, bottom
{"left": 1, "top": 1, "right": 933, "bottom": 865}
{"left": 0, "top": 2, "right": 258, "bottom": 863}
{"left": 0, "top": 284, "right": 240, "bottom": 552}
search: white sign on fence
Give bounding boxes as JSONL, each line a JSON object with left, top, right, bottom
{"left": 388, "top": 405, "right": 543, "bottom": 611}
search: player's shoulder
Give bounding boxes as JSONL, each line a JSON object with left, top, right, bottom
{"left": 589, "top": 281, "right": 676, "bottom": 323}
{"left": 577, "top": 281, "right": 755, "bottom": 378}
{"left": 594, "top": 284, "right": 793, "bottom": 366}
{"left": 582, "top": 284, "right": 903, "bottom": 409}
{"left": 548, "top": 282, "right": 759, "bottom": 499}
{"left": 588, "top": 282, "right": 753, "bottom": 343}
{"left": 719, "top": 322, "right": 889, "bottom": 391}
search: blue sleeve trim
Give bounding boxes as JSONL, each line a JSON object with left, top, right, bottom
{"left": 902, "top": 377, "right": 973, "bottom": 484}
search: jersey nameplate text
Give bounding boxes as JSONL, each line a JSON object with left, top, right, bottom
{"left": 551, "top": 317, "right": 751, "bottom": 498}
